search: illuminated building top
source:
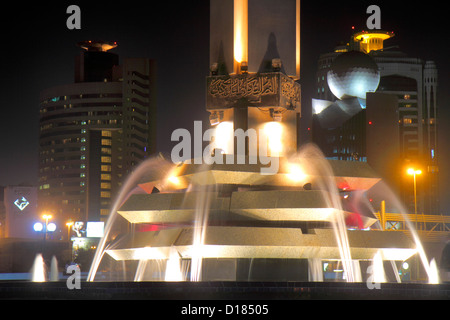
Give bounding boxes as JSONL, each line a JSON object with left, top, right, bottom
{"left": 210, "top": 0, "right": 300, "bottom": 79}
{"left": 352, "top": 30, "right": 395, "bottom": 53}
{"left": 78, "top": 40, "right": 118, "bottom": 52}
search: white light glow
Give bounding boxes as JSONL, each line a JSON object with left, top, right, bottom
{"left": 86, "top": 222, "right": 105, "bottom": 238}
{"left": 33, "top": 222, "right": 43, "bottom": 232}
{"left": 214, "top": 121, "right": 234, "bottom": 154}
{"left": 287, "top": 164, "right": 307, "bottom": 183}
{"left": 429, "top": 259, "right": 440, "bottom": 284}
{"left": 133, "top": 247, "right": 168, "bottom": 261}
{"left": 381, "top": 248, "right": 417, "bottom": 261}
{"left": 312, "top": 99, "right": 333, "bottom": 115}
{"left": 168, "top": 175, "right": 181, "bottom": 185}
{"left": 47, "top": 223, "right": 57, "bottom": 232}
{"left": 31, "top": 254, "right": 46, "bottom": 282}
{"left": 264, "top": 122, "right": 283, "bottom": 156}
{"left": 165, "top": 248, "right": 184, "bottom": 281}
{"left": 373, "top": 251, "right": 386, "bottom": 284}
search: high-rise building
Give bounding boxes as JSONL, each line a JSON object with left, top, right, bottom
{"left": 39, "top": 41, "right": 157, "bottom": 228}
{"left": 312, "top": 30, "right": 439, "bottom": 214}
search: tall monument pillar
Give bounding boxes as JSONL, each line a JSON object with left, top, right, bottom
{"left": 207, "top": 0, "right": 301, "bottom": 158}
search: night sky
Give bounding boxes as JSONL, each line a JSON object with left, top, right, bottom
{"left": 1, "top": 1, "right": 448, "bottom": 210}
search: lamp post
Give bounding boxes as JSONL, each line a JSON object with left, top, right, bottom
{"left": 66, "top": 220, "right": 74, "bottom": 261}
{"left": 407, "top": 168, "right": 422, "bottom": 230}
{"left": 407, "top": 168, "right": 422, "bottom": 282}
{"left": 42, "top": 214, "right": 52, "bottom": 240}
{"left": 33, "top": 215, "right": 56, "bottom": 257}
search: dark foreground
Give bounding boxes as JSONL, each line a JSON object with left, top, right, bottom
{"left": 0, "top": 281, "right": 449, "bottom": 300}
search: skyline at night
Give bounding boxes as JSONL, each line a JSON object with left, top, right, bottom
{"left": 1, "top": 1, "right": 449, "bottom": 212}
{"left": 1, "top": 0, "right": 450, "bottom": 300}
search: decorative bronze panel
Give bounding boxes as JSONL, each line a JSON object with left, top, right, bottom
{"left": 206, "top": 72, "right": 300, "bottom": 110}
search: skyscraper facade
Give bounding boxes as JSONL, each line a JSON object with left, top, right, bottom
{"left": 39, "top": 41, "right": 157, "bottom": 228}
{"left": 312, "top": 31, "right": 439, "bottom": 214}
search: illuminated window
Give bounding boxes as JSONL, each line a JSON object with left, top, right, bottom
{"left": 101, "top": 139, "right": 112, "bottom": 146}
{"left": 101, "top": 156, "right": 111, "bottom": 163}
{"left": 403, "top": 118, "right": 413, "bottom": 125}
{"left": 101, "top": 147, "right": 112, "bottom": 154}
{"left": 80, "top": 173, "right": 85, "bottom": 178}
{"left": 101, "top": 182, "right": 111, "bottom": 189}
{"left": 81, "top": 146, "right": 86, "bottom": 151}
{"left": 101, "top": 165, "right": 111, "bottom": 172}
{"left": 102, "top": 130, "right": 112, "bottom": 137}
{"left": 404, "top": 94, "right": 411, "bottom": 100}
{"left": 100, "top": 209, "right": 109, "bottom": 216}
{"left": 101, "top": 173, "right": 111, "bottom": 180}
{"left": 80, "top": 164, "right": 86, "bottom": 169}
{"left": 101, "top": 191, "right": 111, "bottom": 198}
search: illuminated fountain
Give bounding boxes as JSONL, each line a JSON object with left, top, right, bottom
{"left": 367, "top": 180, "right": 441, "bottom": 284}
{"left": 87, "top": 0, "right": 430, "bottom": 284}
{"left": 87, "top": 157, "right": 174, "bottom": 282}
{"left": 30, "top": 254, "right": 47, "bottom": 282}
{"left": 50, "top": 256, "right": 59, "bottom": 282}
{"left": 29, "top": 254, "right": 60, "bottom": 283}
{"left": 88, "top": 143, "right": 420, "bottom": 283}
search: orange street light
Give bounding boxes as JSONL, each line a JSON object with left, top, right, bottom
{"left": 42, "top": 214, "right": 52, "bottom": 230}
{"left": 66, "top": 221, "right": 74, "bottom": 240}
{"left": 407, "top": 168, "right": 422, "bottom": 176}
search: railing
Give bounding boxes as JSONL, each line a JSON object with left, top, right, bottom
{"left": 373, "top": 210, "right": 450, "bottom": 243}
